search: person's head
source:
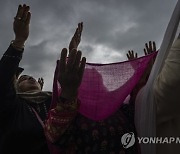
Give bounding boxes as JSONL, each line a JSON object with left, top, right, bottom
{"left": 16, "top": 75, "right": 41, "bottom": 93}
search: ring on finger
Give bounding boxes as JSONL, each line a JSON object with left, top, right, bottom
{"left": 14, "top": 17, "right": 26, "bottom": 23}
{"left": 14, "top": 16, "right": 22, "bottom": 20}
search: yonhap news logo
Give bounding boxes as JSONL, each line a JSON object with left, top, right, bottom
{"left": 121, "top": 132, "right": 135, "bottom": 148}
{"left": 121, "top": 132, "right": 180, "bottom": 149}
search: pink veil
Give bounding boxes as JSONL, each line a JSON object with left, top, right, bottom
{"left": 50, "top": 52, "right": 156, "bottom": 121}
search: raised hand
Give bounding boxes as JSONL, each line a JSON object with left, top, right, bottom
{"left": 38, "top": 78, "right": 44, "bottom": 90}
{"left": 144, "top": 41, "right": 156, "bottom": 55}
{"left": 69, "top": 22, "right": 83, "bottom": 52}
{"left": 126, "top": 50, "right": 138, "bottom": 60}
{"left": 58, "top": 48, "right": 86, "bottom": 99}
{"left": 143, "top": 41, "right": 156, "bottom": 74}
{"left": 13, "top": 4, "right": 31, "bottom": 46}
{"left": 129, "top": 41, "right": 157, "bottom": 103}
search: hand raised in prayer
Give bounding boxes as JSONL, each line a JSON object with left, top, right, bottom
{"left": 126, "top": 50, "right": 138, "bottom": 60}
{"left": 126, "top": 50, "right": 141, "bottom": 102}
{"left": 13, "top": 4, "right": 31, "bottom": 44}
{"left": 130, "top": 41, "right": 157, "bottom": 102}
{"left": 58, "top": 48, "right": 86, "bottom": 99}
{"left": 69, "top": 22, "right": 83, "bottom": 52}
{"left": 38, "top": 78, "right": 44, "bottom": 90}
{"left": 144, "top": 41, "right": 156, "bottom": 55}
{"left": 143, "top": 41, "right": 156, "bottom": 70}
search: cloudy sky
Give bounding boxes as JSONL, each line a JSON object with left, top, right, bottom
{"left": 0, "top": 0, "right": 178, "bottom": 90}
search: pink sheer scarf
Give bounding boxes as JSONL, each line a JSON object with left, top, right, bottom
{"left": 50, "top": 52, "right": 157, "bottom": 121}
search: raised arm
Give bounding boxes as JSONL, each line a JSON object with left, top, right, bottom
{"left": 126, "top": 41, "right": 156, "bottom": 103}
{"left": 154, "top": 35, "right": 180, "bottom": 122}
{"left": 44, "top": 48, "right": 86, "bottom": 143}
{"left": 0, "top": 4, "right": 31, "bottom": 115}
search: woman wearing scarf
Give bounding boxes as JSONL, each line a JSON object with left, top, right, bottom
{"left": 44, "top": 33, "right": 157, "bottom": 154}
{"left": 0, "top": 4, "right": 86, "bottom": 154}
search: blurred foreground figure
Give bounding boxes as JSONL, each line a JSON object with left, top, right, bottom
{"left": 154, "top": 34, "right": 180, "bottom": 154}
{"left": 134, "top": 2, "right": 180, "bottom": 153}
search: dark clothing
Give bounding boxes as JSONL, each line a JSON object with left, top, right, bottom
{"left": 55, "top": 103, "right": 139, "bottom": 154}
{"left": 0, "top": 46, "right": 51, "bottom": 154}
{"left": 0, "top": 45, "right": 139, "bottom": 154}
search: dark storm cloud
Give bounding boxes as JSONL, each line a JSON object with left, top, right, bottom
{"left": 0, "top": 0, "right": 178, "bottom": 90}
{"left": 75, "top": 0, "right": 177, "bottom": 54}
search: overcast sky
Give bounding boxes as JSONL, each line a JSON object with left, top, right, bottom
{"left": 0, "top": 0, "right": 178, "bottom": 90}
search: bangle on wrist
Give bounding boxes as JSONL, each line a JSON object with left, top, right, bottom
{"left": 11, "top": 40, "right": 25, "bottom": 50}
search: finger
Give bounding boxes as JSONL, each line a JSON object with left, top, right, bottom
{"left": 135, "top": 53, "right": 138, "bottom": 58}
{"left": 127, "top": 53, "right": 130, "bottom": 59}
{"left": 78, "top": 23, "right": 81, "bottom": 34}
{"left": 15, "top": 5, "right": 23, "bottom": 18}
{"left": 22, "top": 5, "right": 30, "bottom": 21}
{"left": 74, "top": 28, "right": 78, "bottom": 37}
{"left": 79, "top": 22, "right": 83, "bottom": 33}
{"left": 129, "top": 50, "right": 134, "bottom": 58}
{"left": 20, "top": 4, "right": 27, "bottom": 19}
{"left": 72, "top": 29, "right": 78, "bottom": 45}
{"left": 67, "top": 49, "right": 77, "bottom": 70}
{"left": 78, "top": 22, "right": 83, "bottom": 38}
{"left": 25, "top": 12, "right": 31, "bottom": 24}
{"left": 74, "top": 51, "right": 82, "bottom": 70}
{"left": 128, "top": 50, "right": 131, "bottom": 55}
{"left": 131, "top": 50, "right": 134, "bottom": 56}
{"left": 153, "top": 41, "right": 156, "bottom": 52}
{"left": 128, "top": 50, "right": 132, "bottom": 58}
{"left": 79, "top": 57, "right": 86, "bottom": 81}
{"left": 59, "top": 48, "right": 67, "bottom": 73}
{"left": 145, "top": 43, "right": 149, "bottom": 51}
{"left": 80, "top": 22, "right": 83, "bottom": 32}
{"left": 144, "top": 48, "right": 147, "bottom": 55}
{"left": 77, "top": 24, "right": 82, "bottom": 41}
{"left": 148, "top": 41, "right": 152, "bottom": 53}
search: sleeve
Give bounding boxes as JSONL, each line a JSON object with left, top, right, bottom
{"left": 154, "top": 38, "right": 180, "bottom": 122}
{"left": 44, "top": 98, "right": 79, "bottom": 143}
{"left": 0, "top": 45, "right": 23, "bottom": 119}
